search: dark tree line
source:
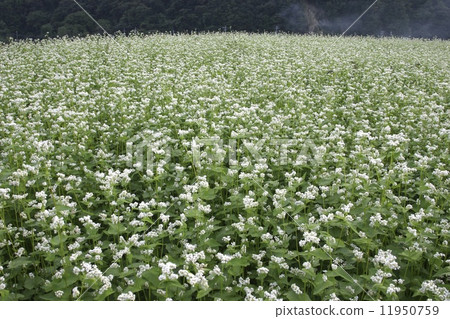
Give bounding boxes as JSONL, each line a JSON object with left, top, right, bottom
{"left": 0, "top": 0, "right": 449, "bottom": 41}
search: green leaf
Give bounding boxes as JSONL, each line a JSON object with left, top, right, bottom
{"left": 204, "top": 238, "right": 220, "bottom": 248}
{"left": 352, "top": 237, "right": 378, "bottom": 250}
{"left": 185, "top": 208, "right": 203, "bottom": 219}
{"left": 301, "top": 248, "right": 332, "bottom": 261}
{"left": 196, "top": 288, "right": 212, "bottom": 299}
{"left": 0, "top": 290, "right": 10, "bottom": 301}
{"left": 50, "top": 234, "right": 68, "bottom": 246}
{"left": 8, "top": 257, "right": 32, "bottom": 269}
{"left": 40, "top": 292, "right": 62, "bottom": 301}
{"left": 317, "top": 177, "right": 334, "bottom": 186}
{"left": 313, "top": 279, "right": 335, "bottom": 295}
{"left": 227, "top": 265, "right": 242, "bottom": 277}
{"left": 95, "top": 288, "right": 115, "bottom": 300}
{"left": 55, "top": 204, "right": 72, "bottom": 212}
{"left": 165, "top": 280, "right": 184, "bottom": 289}
{"left": 433, "top": 266, "right": 450, "bottom": 279}
{"left": 228, "top": 257, "right": 250, "bottom": 267}
{"left": 142, "top": 267, "right": 161, "bottom": 288}
{"left": 400, "top": 250, "right": 422, "bottom": 262}
{"left": 106, "top": 223, "right": 126, "bottom": 235}
{"left": 24, "top": 276, "right": 44, "bottom": 290}
{"left": 286, "top": 291, "right": 311, "bottom": 301}
{"left": 199, "top": 188, "right": 216, "bottom": 201}
{"left": 333, "top": 267, "right": 357, "bottom": 284}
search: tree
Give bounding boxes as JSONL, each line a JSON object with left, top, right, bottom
{"left": 301, "top": 0, "right": 321, "bottom": 33}
{"left": 0, "top": 0, "right": 448, "bottom": 41}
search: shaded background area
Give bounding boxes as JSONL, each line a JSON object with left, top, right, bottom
{"left": 0, "top": 0, "right": 449, "bottom": 41}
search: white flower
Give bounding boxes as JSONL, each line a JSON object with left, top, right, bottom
{"left": 257, "top": 267, "right": 269, "bottom": 275}
{"left": 369, "top": 213, "right": 388, "bottom": 227}
{"left": 216, "top": 253, "right": 234, "bottom": 264}
{"left": 0, "top": 276, "right": 6, "bottom": 290}
{"left": 243, "top": 195, "right": 258, "bottom": 209}
{"left": 299, "top": 231, "right": 320, "bottom": 247}
{"left": 370, "top": 269, "right": 392, "bottom": 284}
{"left": 291, "top": 284, "right": 302, "bottom": 295}
{"left": 353, "top": 249, "right": 364, "bottom": 261}
{"left": 373, "top": 249, "right": 400, "bottom": 270}
{"left": 0, "top": 188, "right": 10, "bottom": 199}
{"left": 158, "top": 261, "right": 178, "bottom": 280}
{"left": 72, "top": 287, "right": 80, "bottom": 298}
{"left": 387, "top": 284, "right": 401, "bottom": 295}
{"left": 419, "top": 280, "right": 450, "bottom": 301}
{"left": 210, "top": 265, "right": 222, "bottom": 276}
{"left": 117, "top": 291, "right": 136, "bottom": 301}
{"left": 50, "top": 216, "right": 65, "bottom": 230}
{"left": 329, "top": 293, "right": 340, "bottom": 301}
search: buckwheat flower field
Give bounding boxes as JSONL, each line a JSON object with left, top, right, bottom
{"left": 0, "top": 33, "right": 449, "bottom": 301}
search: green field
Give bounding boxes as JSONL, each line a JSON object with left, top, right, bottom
{"left": 0, "top": 34, "right": 449, "bottom": 300}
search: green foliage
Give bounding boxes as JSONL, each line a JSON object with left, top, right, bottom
{"left": 0, "top": 0, "right": 449, "bottom": 41}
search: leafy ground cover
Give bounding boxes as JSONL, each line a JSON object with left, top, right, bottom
{"left": 0, "top": 33, "right": 449, "bottom": 301}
